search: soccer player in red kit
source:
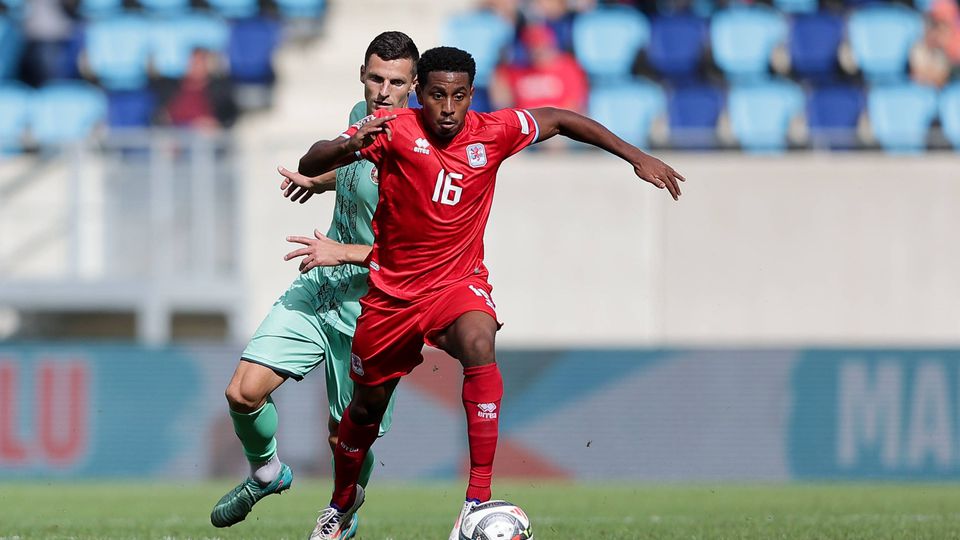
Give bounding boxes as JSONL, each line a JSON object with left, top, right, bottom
{"left": 290, "top": 46, "right": 684, "bottom": 540}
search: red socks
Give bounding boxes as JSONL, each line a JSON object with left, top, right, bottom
{"left": 462, "top": 363, "right": 503, "bottom": 502}
{"left": 330, "top": 406, "right": 379, "bottom": 509}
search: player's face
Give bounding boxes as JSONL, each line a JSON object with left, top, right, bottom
{"left": 360, "top": 54, "right": 417, "bottom": 115}
{"left": 417, "top": 71, "right": 473, "bottom": 140}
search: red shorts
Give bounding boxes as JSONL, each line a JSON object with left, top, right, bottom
{"left": 349, "top": 277, "right": 499, "bottom": 385}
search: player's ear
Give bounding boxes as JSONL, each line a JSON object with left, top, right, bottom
{"left": 359, "top": 64, "right": 366, "bottom": 83}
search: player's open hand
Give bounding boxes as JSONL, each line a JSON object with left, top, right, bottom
{"left": 284, "top": 229, "right": 346, "bottom": 273}
{"left": 278, "top": 166, "right": 334, "bottom": 204}
{"left": 632, "top": 154, "right": 685, "bottom": 201}
{"left": 350, "top": 115, "right": 396, "bottom": 151}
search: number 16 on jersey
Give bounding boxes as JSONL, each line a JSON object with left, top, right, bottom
{"left": 432, "top": 168, "right": 462, "bottom": 206}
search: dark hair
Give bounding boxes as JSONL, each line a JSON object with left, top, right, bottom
{"left": 364, "top": 31, "right": 420, "bottom": 66}
{"left": 417, "top": 46, "right": 476, "bottom": 86}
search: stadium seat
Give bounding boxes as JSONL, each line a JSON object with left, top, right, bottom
{"left": 107, "top": 89, "right": 155, "bottom": 128}
{"left": 29, "top": 81, "right": 107, "bottom": 146}
{"left": 940, "top": 83, "right": 960, "bottom": 150}
{"left": 0, "top": 82, "right": 31, "bottom": 153}
{"left": 728, "top": 79, "right": 804, "bottom": 152}
{"left": 138, "top": 0, "right": 190, "bottom": 15}
{"left": 0, "top": 16, "right": 22, "bottom": 80}
{"left": 84, "top": 15, "right": 152, "bottom": 90}
{"left": 274, "top": 0, "right": 326, "bottom": 18}
{"left": 228, "top": 17, "right": 281, "bottom": 84}
{"left": 774, "top": 0, "right": 818, "bottom": 13}
{"left": 806, "top": 84, "right": 865, "bottom": 149}
{"left": 867, "top": 83, "right": 938, "bottom": 153}
{"left": 647, "top": 14, "right": 707, "bottom": 82}
{"left": 151, "top": 14, "right": 229, "bottom": 79}
{"left": 588, "top": 79, "right": 665, "bottom": 148}
{"left": 848, "top": 5, "right": 923, "bottom": 82}
{"left": 78, "top": 0, "right": 123, "bottom": 19}
{"left": 572, "top": 5, "right": 649, "bottom": 83}
{"left": 668, "top": 83, "right": 724, "bottom": 148}
{"left": 710, "top": 6, "right": 788, "bottom": 82}
{"left": 443, "top": 11, "right": 513, "bottom": 88}
{"left": 206, "top": 0, "right": 260, "bottom": 19}
{"left": 789, "top": 12, "right": 844, "bottom": 82}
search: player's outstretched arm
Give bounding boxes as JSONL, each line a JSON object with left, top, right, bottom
{"left": 528, "top": 107, "right": 685, "bottom": 200}
{"left": 297, "top": 115, "right": 396, "bottom": 177}
{"left": 284, "top": 229, "right": 372, "bottom": 273}
{"left": 278, "top": 166, "right": 336, "bottom": 204}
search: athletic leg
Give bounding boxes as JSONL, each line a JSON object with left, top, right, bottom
{"left": 433, "top": 311, "right": 503, "bottom": 503}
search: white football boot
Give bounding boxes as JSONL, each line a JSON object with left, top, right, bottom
{"left": 447, "top": 499, "right": 479, "bottom": 540}
{"left": 308, "top": 485, "right": 365, "bottom": 540}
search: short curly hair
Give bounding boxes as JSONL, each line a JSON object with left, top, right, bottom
{"left": 416, "top": 46, "right": 476, "bottom": 86}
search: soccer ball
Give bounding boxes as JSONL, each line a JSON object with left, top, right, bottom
{"left": 459, "top": 500, "right": 533, "bottom": 540}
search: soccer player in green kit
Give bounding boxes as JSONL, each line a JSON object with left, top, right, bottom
{"left": 209, "top": 32, "right": 419, "bottom": 539}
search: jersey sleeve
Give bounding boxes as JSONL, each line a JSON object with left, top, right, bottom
{"left": 338, "top": 108, "right": 390, "bottom": 163}
{"left": 489, "top": 108, "right": 540, "bottom": 157}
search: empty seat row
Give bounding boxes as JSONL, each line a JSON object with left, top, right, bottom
{"left": 449, "top": 4, "right": 930, "bottom": 87}
{"left": 3, "top": 14, "right": 281, "bottom": 90}
{"left": 0, "top": 0, "right": 326, "bottom": 19}
{"left": 0, "top": 81, "right": 106, "bottom": 150}
{"left": 589, "top": 80, "right": 960, "bottom": 153}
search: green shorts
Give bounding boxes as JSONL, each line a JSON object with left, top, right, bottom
{"left": 242, "top": 275, "right": 394, "bottom": 436}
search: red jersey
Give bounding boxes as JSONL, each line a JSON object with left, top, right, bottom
{"left": 340, "top": 107, "right": 540, "bottom": 300}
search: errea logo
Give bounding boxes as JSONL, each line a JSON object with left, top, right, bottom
{"left": 414, "top": 138, "right": 431, "bottom": 155}
{"left": 477, "top": 402, "right": 498, "bottom": 419}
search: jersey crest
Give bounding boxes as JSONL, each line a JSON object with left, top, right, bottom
{"left": 466, "top": 143, "right": 487, "bottom": 168}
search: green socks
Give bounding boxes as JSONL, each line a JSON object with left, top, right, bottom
{"left": 230, "top": 397, "right": 279, "bottom": 463}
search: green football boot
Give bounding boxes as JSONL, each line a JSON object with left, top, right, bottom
{"left": 210, "top": 463, "right": 293, "bottom": 527}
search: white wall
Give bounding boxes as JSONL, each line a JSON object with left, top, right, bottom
{"left": 238, "top": 147, "right": 960, "bottom": 347}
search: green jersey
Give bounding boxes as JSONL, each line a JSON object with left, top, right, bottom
{"left": 311, "top": 101, "right": 378, "bottom": 336}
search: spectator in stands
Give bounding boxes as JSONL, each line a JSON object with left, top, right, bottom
{"left": 153, "top": 48, "right": 238, "bottom": 130}
{"left": 489, "top": 24, "right": 589, "bottom": 113}
{"left": 911, "top": 0, "right": 960, "bottom": 87}
{"left": 524, "top": 0, "right": 576, "bottom": 53}
{"left": 19, "top": 0, "right": 78, "bottom": 87}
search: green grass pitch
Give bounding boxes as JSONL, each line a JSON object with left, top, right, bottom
{"left": 1, "top": 481, "right": 959, "bottom": 539}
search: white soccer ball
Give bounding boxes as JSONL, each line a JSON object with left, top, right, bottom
{"left": 459, "top": 500, "right": 533, "bottom": 540}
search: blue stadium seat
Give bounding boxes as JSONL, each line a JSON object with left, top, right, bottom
{"left": 30, "top": 81, "right": 107, "bottom": 146}
{"left": 85, "top": 15, "right": 152, "bottom": 90}
{"left": 228, "top": 17, "right": 281, "bottom": 84}
{"left": 710, "top": 6, "right": 787, "bottom": 82}
{"left": 78, "top": 0, "right": 123, "bottom": 19}
{"left": 668, "top": 83, "right": 724, "bottom": 148}
{"left": 728, "top": 79, "right": 804, "bottom": 152}
{"left": 647, "top": 14, "right": 707, "bottom": 82}
{"left": 0, "top": 16, "right": 23, "bottom": 80}
{"left": 867, "top": 83, "right": 938, "bottom": 153}
{"left": 940, "top": 83, "right": 960, "bottom": 150}
{"left": 0, "top": 82, "right": 31, "bottom": 153}
{"left": 274, "top": 0, "right": 326, "bottom": 18}
{"left": 107, "top": 89, "right": 155, "bottom": 128}
{"left": 572, "top": 5, "right": 650, "bottom": 83}
{"left": 848, "top": 5, "right": 923, "bottom": 82}
{"left": 139, "top": 0, "right": 190, "bottom": 15}
{"left": 206, "top": 0, "right": 260, "bottom": 18}
{"left": 151, "top": 14, "right": 229, "bottom": 79}
{"left": 789, "top": 12, "right": 844, "bottom": 82}
{"left": 774, "top": 0, "right": 818, "bottom": 13}
{"left": 443, "top": 11, "right": 513, "bottom": 88}
{"left": 588, "top": 79, "right": 665, "bottom": 148}
{"left": 807, "top": 84, "right": 865, "bottom": 149}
